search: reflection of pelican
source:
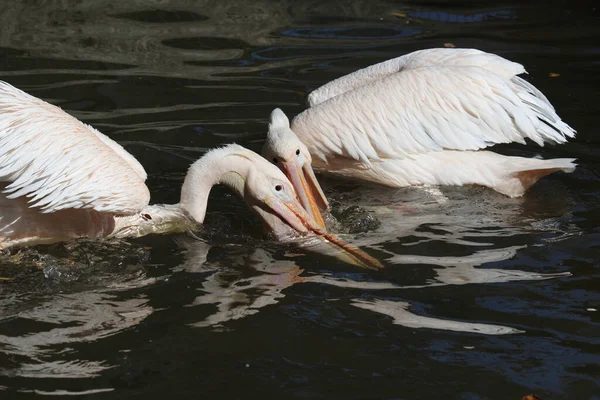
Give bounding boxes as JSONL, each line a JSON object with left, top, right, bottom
{"left": 262, "top": 48, "right": 576, "bottom": 223}
{"left": 352, "top": 299, "right": 523, "bottom": 335}
{"left": 310, "top": 245, "right": 569, "bottom": 289}
{"left": 187, "top": 248, "right": 305, "bottom": 328}
{"left": 0, "top": 289, "right": 154, "bottom": 378}
{"left": 175, "top": 237, "right": 567, "bottom": 331}
{"left": 0, "top": 82, "right": 370, "bottom": 266}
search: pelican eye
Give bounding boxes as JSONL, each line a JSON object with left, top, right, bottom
{"left": 272, "top": 157, "right": 278, "bottom": 164}
{"left": 295, "top": 149, "right": 300, "bottom": 155}
{"left": 275, "top": 184, "right": 283, "bottom": 191}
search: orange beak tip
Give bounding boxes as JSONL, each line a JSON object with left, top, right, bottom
{"left": 322, "top": 233, "right": 384, "bottom": 271}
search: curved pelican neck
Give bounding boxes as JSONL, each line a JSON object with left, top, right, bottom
{"left": 179, "top": 148, "right": 252, "bottom": 224}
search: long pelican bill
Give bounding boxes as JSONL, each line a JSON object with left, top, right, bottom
{"left": 266, "top": 196, "right": 383, "bottom": 270}
{"left": 280, "top": 160, "right": 328, "bottom": 230}
{"left": 321, "top": 232, "right": 384, "bottom": 270}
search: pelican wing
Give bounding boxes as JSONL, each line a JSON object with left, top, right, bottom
{"left": 308, "top": 48, "right": 526, "bottom": 107}
{"left": 293, "top": 65, "right": 575, "bottom": 164}
{"left": 0, "top": 81, "right": 150, "bottom": 214}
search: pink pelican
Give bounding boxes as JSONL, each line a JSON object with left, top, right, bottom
{"left": 0, "top": 81, "right": 381, "bottom": 269}
{"left": 261, "top": 48, "right": 576, "bottom": 223}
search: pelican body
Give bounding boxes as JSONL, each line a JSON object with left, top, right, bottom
{"left": 0, "top": 82, "right": 341, "bottom": 258}
{"left": 262, "top": 48, "right": 576, "bottom": 220}
{"left": 0, "top": 80, "right": 316, "bottom": 249}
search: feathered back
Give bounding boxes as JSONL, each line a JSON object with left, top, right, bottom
{"left": 0, "top": 81, "right": 149, "bottom": 214}
{"left": 295, "top": 50, "right": 575, "bottom": 165}
{"left": 307, "top": 48, "right": 525, "bottom": 107}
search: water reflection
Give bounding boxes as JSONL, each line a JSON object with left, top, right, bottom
{"left": 326, "top": 181, "right": 577, "bottom": 267}
{"left": 351, "top": 299, "right": 523, "bottom": 335}
{"left": 0, "top": 289, "right": 154, "bottom": 378}
{"left": 175, "top": 232, "right": 569, "bottom": 333}
{"left": 186, "top": 250, "right": 304, "bottom": 328}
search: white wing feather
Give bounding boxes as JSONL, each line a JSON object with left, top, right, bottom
{"left": 307, "top": 48, "right": 526, "bottom": 106}
{"left": 0, "top": 81, "right": 150, "bottom": 214}
{"left": 294, "top": 64, "right": 575, "bottom": 165}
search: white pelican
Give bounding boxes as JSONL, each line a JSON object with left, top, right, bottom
{"left": 262, "top": 48, "right": 576, "bottom": 221}
{"left": 0, "top": 81, "right": 381, "bottom": 269}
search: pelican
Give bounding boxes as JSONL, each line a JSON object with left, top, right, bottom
{"left": 0, "top": 81, "right": 381, "bottom": 269}
{"left": 262, "top": 48, "right": 576, "bottom": 221}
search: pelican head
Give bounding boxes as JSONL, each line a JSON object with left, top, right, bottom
{"left": 241, "top": 158, "right": 324, "bottom": 239}
{"left": 261, "top": 108, "right": 328, "bottom": 229}
{"left": 180, "top": 144, "right": 324, "bottom": 241}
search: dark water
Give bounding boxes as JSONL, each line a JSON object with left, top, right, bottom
{"left": 0, "top": 0, "right": 599, "bottom": 398}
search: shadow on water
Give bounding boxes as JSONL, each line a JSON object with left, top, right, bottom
{"left": 0, "top": 0, "right": 598, "bottom": 398}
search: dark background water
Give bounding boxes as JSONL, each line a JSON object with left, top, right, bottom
{"left": 0, "top": 0, "right": 598, "bottom": 399}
